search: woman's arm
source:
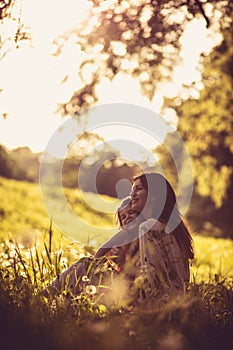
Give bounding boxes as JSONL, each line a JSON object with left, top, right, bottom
{"left": 94, "top": 229, "right": 129, "bottom": 258}
{"left": 94, "top": 215, "right": 144, "bottom": 258}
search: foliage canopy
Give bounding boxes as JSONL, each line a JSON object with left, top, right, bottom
{"left": 163, "top": 22, "right": 233, "bottom": 234}
{"left": 50, "top": 0, "right": 232, "bottom": 116}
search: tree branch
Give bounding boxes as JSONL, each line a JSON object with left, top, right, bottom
{"left": 195, "top": 0, "right": 211, "bottom": 28}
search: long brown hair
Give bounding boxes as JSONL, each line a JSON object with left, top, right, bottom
{"left": 132, "top": 172, "right": 194, "bottom": 259}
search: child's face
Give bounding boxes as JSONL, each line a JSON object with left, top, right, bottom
{"left": 119, "top": 204, "right": 139, "bottom": 226}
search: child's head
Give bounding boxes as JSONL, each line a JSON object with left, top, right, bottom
{"left": 116, "top": 197, "right": 139, "bottom": 227}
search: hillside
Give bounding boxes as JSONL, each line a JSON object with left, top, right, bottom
{"left": 0, "top": 176, "right": 232, "bottom": 283}
{"left": 0, "top": 177, "right": 232, "bottom": 350}
{"left": 0, "top": 176, "right": 119, "bottom": 249}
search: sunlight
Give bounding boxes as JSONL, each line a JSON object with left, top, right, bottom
{"left": 174, "top": 18, "right": 222, "bottom": 86}
{"left": 0, "top": 0, "right": 222, "bottom": 162}
{"left": 87, "top": 124, "right": 160, "bottom": 164}
{"left": 22, "top": 0, "right": 91, "bottom": 44}
{"left": 111, "top": 41, "right": 127, "bottom": 57}
{"left": 0, "top": 0, "right": 90, "bottom": 151}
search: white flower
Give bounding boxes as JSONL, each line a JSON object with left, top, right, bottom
{"left": 85, "top": 285, "right": 97, "bottom": 295}
{"left": 82, "top": 275, "right": 90, "bottom": 282}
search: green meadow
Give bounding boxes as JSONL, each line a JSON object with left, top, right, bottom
{"left": 0, "top": 176, "right": 232, "bottom": 349}
{"left": 0, "top": 176, "right": 117, "bottom": 244}
{"left": 1, "top": 176, "right": 232, "bottom": 282}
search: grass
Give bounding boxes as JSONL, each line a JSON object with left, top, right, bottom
{"left": 0, "top": 248, "right": 232, "bottom": 350}
{"left": 190, "top": 234, "right": 233, "bottom": 283}
{"left": 0, "top": 176, "right": 232, "bottom": 349}
{"left": 0, "top": 176, "right": 120, "bottom": 249}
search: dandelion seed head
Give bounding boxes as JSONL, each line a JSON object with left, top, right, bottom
{"left": 85, "top": 285, "right": 97, "bottom": 295}
{"left": 82, "top": 275, "right": 90, "bottom": 282}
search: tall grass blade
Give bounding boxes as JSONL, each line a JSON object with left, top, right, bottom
{"left": 29, "top": 247, "right": 37, "bottom": 286}
{"left": 14, "top": 241, "right": 31, "bottom": 282}
{"left": 44, "top": 242, "right": 52, "bottom": 265}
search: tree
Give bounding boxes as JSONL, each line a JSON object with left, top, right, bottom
{"left": 0, "top": 144, "right": 12, "bottom": 177}
{"left": 0, "top": 0, "right": 31, "bottom": 59}
{"left": 0, "top": 1, "right": 231, "bottom": 116}
{"left": 53, "top": 0, "right": 232, "bottom": 116}
{"left": 163, "top": 22, "right": 233, "bottom": 236}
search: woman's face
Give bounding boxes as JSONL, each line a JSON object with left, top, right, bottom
{"left": 119, "top": 204, "right": 139, "bottom": 226}
{"left": 131, "top": 178, "right": 148, "bottom": 213}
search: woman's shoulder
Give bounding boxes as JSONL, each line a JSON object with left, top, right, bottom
{"left": 139, "top": 218, "right": 166, "bottom": 235}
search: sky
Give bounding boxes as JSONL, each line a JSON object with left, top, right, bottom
{"left": 0, "top": 0, "right": 222, "bottom": 162}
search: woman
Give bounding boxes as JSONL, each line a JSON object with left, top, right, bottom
{"left": 130, "top": 172, "right": 194, "bottom": 299}
{"left": 46, "top": 173, "right": 193, "bottom": 303}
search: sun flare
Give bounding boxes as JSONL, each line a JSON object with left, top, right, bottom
{"left": 0, "top": 0, "right": 221, "bottom": 160}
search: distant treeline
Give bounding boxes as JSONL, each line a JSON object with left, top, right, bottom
{"left": 0, "top": 144, "right": 153, "bottom": 198}
{"left": 0, "top": 145, "right": 40, "bottom": 182}
{"left": 1, "top": 143, "right": 232, "bottom": 239}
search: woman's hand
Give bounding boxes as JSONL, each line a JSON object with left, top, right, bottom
{"left": 94, "top": 228, "right": 130, "bottom": 259}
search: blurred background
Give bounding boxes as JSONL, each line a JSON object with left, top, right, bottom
{"left": 0, "top": 0, "right": 232, "bottom": 239}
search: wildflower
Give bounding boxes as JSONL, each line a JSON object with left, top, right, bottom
{"left": 82, "top": 275, "right": 90, "bottom": 282}
{"left": 85, "top": 285, "right": 97, "bottom": 295}
{"left": 98, "top": 304, "right": 107, "bottom": 314}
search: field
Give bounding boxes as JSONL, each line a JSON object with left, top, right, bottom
{"left": 0, "top": 176, "right": 232, "bottom": 349}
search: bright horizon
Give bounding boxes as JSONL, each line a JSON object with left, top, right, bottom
{"left": 0, "top": 0, "right": 221, "bottom": 162}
